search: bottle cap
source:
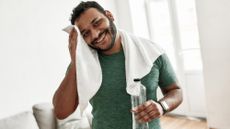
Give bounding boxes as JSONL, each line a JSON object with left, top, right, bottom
{"left": 133, "top": 78, "right": 141, "bottom": 82}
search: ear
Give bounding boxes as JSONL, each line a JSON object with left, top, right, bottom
{"left": 105, "top": 10, "right": 114, "bottom": 21}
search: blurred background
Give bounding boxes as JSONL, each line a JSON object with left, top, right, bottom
{"left": 0, "top": 0, "right": 230, "bottom": 128}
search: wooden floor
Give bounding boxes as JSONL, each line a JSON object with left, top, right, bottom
{"left": 160, "top": 115, "right": 208, "bottom": 129}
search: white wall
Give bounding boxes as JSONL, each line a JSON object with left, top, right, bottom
{"left": 115, "top": 0, "right": 150, "bottom": 39}
{"left": 195, "top": 0, "right": 230, "bottom": 128}
{"left": 0, "top": 0, "right": 117, "bottom": 119}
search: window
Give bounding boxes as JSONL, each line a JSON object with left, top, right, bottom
{"left": 175, "top": 0, "right": 202, "bottom": 71}
{"left": 146, "top": 0, "right": 203, "bottom": 71}
{"left": 147, "top": 0, "right": 177, "bottom": 70}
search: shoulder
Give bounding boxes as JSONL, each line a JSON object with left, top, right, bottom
{"left": 119, "top": 29, "right": 165, "bottom": 55}
{"left": 127, "top": 32, "right": 154, "bottom": 44}
{"left": 154, "top": 54, "right": 169, "bottom": 68}
{"left": 127, "top": 32, "right": 164, "bottom": 49}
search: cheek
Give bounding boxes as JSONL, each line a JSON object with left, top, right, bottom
{"left": 104, "top": 22, "right": 110, "bottom": 28}
{"left": 83, "top": 37, "right": 91, "bottom": 44}
{"left": 100, "top": 20, "right": 110, "bottom": 29}
{"left": 106, "top": 32, "right": 112, "bottom": 41}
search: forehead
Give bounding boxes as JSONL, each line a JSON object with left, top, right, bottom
{"left": 75, "top": 8, "right": 105, "bottom": 30}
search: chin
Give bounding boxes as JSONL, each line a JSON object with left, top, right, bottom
{"left": 101, "top": 42, "right": 114, "bottom": 51}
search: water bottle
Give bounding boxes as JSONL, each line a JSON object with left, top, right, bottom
{"left": 131, "top": 79, "right": 149, "bottom": 129}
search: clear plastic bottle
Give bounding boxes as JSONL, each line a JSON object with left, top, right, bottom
{"left": 131, "top": 79, "right": 149, "bottom": 129}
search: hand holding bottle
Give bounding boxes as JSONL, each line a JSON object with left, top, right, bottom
{"left": 131, "top": 100, "right": 164, "bottom": 123}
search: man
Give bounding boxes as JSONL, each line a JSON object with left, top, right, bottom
{"left": 53, "top": 1, "right": 183, "bottom": 129}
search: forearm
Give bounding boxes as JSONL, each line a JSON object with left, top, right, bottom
{"left": 159, "top": 85, "right": 183, "bottom": 112}
{"left": 53, "top": 62, "right": 78, "bottom": 119}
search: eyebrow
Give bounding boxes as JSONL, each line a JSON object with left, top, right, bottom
{"left": 80, "top": 17, "right": 100, "bottom": 34}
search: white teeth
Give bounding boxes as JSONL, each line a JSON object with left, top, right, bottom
{"left": 96, "top": 32, "right": 106, "bottom": 43}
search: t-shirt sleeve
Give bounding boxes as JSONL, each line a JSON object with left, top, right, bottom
{"left": 155, "top": 54, "right": 178, "bottom": 88}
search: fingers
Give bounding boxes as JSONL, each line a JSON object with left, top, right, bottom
{"left": 69, "top": 28, "right": 78, "bottom": 39}
{"left": 131, "top": 100, "right": 162, "bottom": 123}
{"left": 68, "top": 28, "right": 77, "bottom": 48}
{"left": 132, "top": 100, "right": 153, "bottom": 114}
{"left": 68, "top": 28, "right": 78, "bottom": 62}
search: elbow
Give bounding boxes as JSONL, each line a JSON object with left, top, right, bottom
{"left": 53, "top": 99, "right": 78, "bottom": 120}
{"left": 178, "top": 88, "right": 183, "bottom": 105}
{"left": 54, "top": 107, "right": 71, "bottom": 120}
{"left": 53, "top": 103, "right": 78, "bottom": 120}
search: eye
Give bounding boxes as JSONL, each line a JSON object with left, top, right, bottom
{"left": 94, "top": 20, "right": 102, "bottom": 27}
{"left": 82, "top": 31, "right": 90, "bottom": 38}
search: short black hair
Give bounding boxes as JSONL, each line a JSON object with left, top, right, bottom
{"left": 70, "top": 1, "right": 105, "bottom": 25}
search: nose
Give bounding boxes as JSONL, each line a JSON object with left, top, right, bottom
{"left": 91, "top": 29, "right": 100, "bottom": 41}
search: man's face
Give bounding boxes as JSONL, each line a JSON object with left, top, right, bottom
{"left": 75, "top": 8, "right": 116, "bottom": 51}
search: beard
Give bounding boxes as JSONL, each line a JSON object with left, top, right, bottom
{"left": 88, "top": 20, "right": 117, "bottom": 52}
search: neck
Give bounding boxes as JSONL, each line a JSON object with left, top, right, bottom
{"left": 100, "top": 32, "right": 122, "bottom": 55}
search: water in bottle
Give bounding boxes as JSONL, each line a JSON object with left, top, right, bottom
{"left": 131, "top": 78, "right": 149, "bottom": 129}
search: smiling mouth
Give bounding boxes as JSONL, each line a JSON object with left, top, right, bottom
{"left": 94, "top": 31, "right": 107, "bottom": 45}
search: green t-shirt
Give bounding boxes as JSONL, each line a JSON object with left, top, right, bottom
{"left": 89, "top": 49, "right": 177, "bottom": 129}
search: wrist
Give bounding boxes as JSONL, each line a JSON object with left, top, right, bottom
{"left": 71, "top": 60, "right": 76, "bottom": 66}
{"left": 71, "top": 57, "right": 76, "bottom": 64}
{"left": 68, "top": 61, "right": 76, "bottom": 75}
{"left": 157, "top": 100, "right": 169, "bottom": 115}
